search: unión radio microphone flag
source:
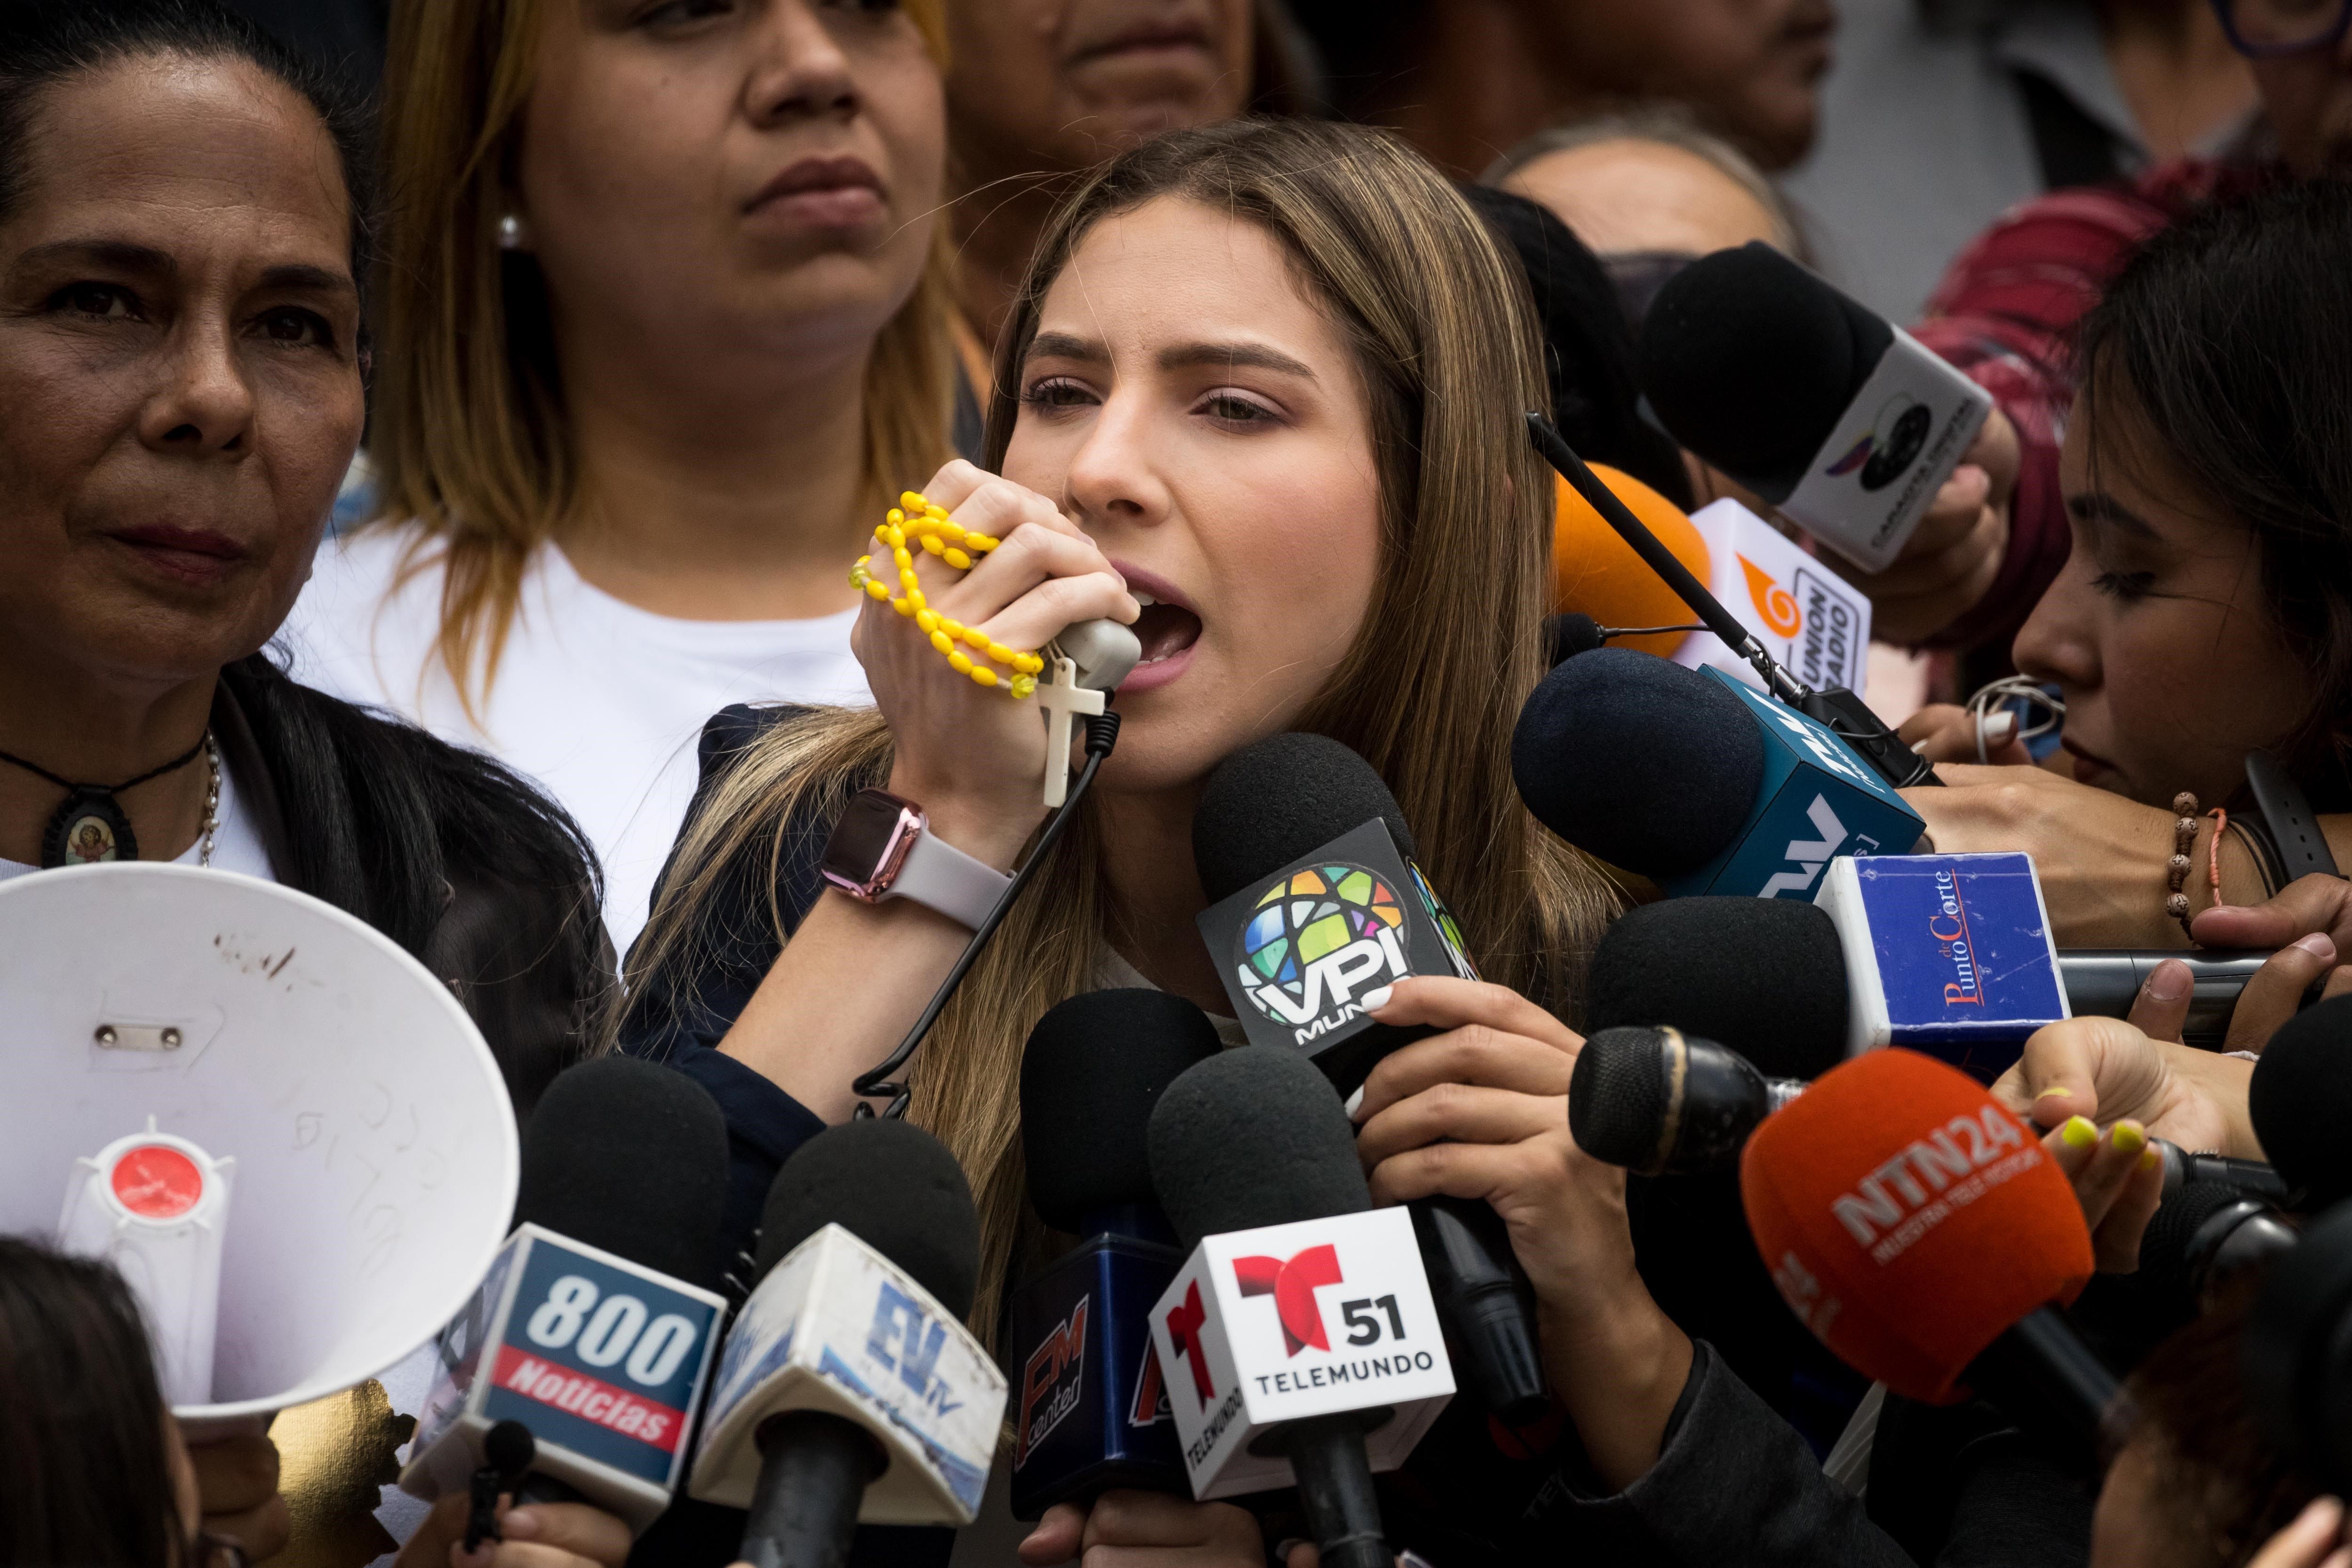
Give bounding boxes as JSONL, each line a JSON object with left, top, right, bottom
{"left": 1739, "top": 1048, "right": 2095, "bottom": 1408}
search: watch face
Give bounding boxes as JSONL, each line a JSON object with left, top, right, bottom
{"left": 821, "top": 790, "right": 921, "bottom": 897}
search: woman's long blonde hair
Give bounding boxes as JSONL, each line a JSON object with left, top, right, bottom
{"left": 370, "top": 0, "right": 957, "bottom": 707}
{"left": 621, "top": 118, "right": 1621, "bottom": 1344}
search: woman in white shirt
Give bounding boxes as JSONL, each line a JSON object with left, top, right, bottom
{"left": 284, "top": 0, "right": 956, "bottom": 956}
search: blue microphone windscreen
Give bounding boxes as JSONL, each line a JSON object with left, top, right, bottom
{"left": 1511, "top": 647, "right": 1764, "bottom": 877}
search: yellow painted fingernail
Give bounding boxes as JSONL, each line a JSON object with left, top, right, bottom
{"left": 2061, "top": 1116, "right": 2097, "bottom": 1150}
{"left": 2111, "top": 1122, "right": 2146, "bottom": 1156}
{"left": 2036, "top": 1086, "right": 2073, "bottom": 1101}
{"left": 2139, "top": 1146, "right": 2160, "bottom": 1171}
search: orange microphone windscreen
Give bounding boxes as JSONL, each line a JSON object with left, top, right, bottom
{"left": 1551, "top": 464, "right": 1711, "bottom": 657}
{"left": 1739, "top": 1050, "right": 2093, "bottom": 1404}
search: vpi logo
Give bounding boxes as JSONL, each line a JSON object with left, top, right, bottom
{"left": 1233, "top": 1244, "right": 1343, "bottom": 1356}
{"left": 1013, "top": 1296, "right": 1088, "bottom": 1468}
{"left": 1757, "top": 795, "right": 1846, "bottom": 899}
{"left": 866, "top": 1280, "right": 963, "bottom": 1418}
{"left": 1235, "top": 864, "right": 1412, "bottom": 1042}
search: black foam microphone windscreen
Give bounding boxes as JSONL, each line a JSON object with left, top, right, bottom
{"left": 1020, "top": 989, "right": 1224, "bottom": 1233}
{"left": 515, "top": 1056, "right": 730, "bottom": 1292}
{"left": 1148, "top": 1048, "right": 1372, "bottom": 1250}
{"left": 1192, "top": 733, "right": 1416, "bottom": 905}
{"left": 1584, "top": 897, "right": 1850, "bottom": 1080}
{"left": 1511, "top": 648, "right": 1766, "bottom": 879}
{"left": 1566, "top": 1027, "right": 1674, "bottom": 1169}
{"left": 754, "top": 1119, "right": 980, "bottom": 1317}
{"left": 1636, "top": 242, "right": 1894, "bottom": 497}
{"left": 2250, "top": 995, "right": 2352, "bottom": 1208}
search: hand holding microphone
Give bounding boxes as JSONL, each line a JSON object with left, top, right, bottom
{"left": 852, "top": 457, "right": 1140, "bottom": 866}
{"left": 1351, "top": 978, "right": 1695, "bottom": 1492}
{"left": 1841, "top": 405, "right": 2019, "bottom": 646}
{"left": 392, "top": 1491, "right": 631, "bottom": 1568}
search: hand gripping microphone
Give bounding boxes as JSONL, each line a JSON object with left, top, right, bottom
{"left": 1192, "top": 732, "right": 1545, "bottom": 1422}
{"left": 1145, "top": 1048, "right": 1454, "bottom": 1565}
{"left": 1007, "top": 989, "right": 1221, "bottom": 1518}
{"left": 401, "top": 1058, "right": 731, "bottom": 1534}
{"left": 1740, "top": 1049, "right": 2113, "bottom": 1459}
{"left": 1512, "top": 648, "right": 1926, "bottom": 900}
{"left": 689, "top": 1118, "right": 1006, "bottom": 1567}
{"left": 1635, "top": 240, "right": 1995, "bottom": 573}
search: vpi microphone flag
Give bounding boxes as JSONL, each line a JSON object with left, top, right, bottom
{"left": 1147, "top": 1207, "right": 1453, "bottom": 1500}
{"left": 1196, "top": 819, "right": 1476, "bottom": 1076}
{"left": 401, "top": 1223, "right": 727, "bottom": 1531}
{"left": 1663, "top": 669, "right": 1925, "bottom": 901}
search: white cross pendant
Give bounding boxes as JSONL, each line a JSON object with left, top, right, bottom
{"left": 1035, "top": 655, "right": 1105, "bottom": 808}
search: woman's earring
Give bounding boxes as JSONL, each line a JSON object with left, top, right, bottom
{"left": 497, "top": 213, "right": 531, "bottom": 251}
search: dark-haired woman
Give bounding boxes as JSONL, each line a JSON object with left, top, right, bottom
{"left": 1896, "top": 181, "right": 2352, "bottom": 967}
{"left": 0, "top": 3, "right": 609, "bottom": 1560}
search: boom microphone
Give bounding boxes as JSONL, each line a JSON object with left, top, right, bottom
{"left": 1008, "top": 990, "right": 1220, "bottom": 1517}
{"left": 1146, "top": 1049, "right": 1453, "bottom": 1566}
{"left": 1192, "top": 733, "right": 1544, "bottom": 1421}
{"left": 401, "top": 1058, "right": 731, "bottom": 1533}
{"left": 690, "top": 1119, "right": 1005, "bottom": 1566}
{"left": 1740, "top": 1049, "right": 2111, "bottom": 1455}
{"left": 1636, "top": 241, "right": 1994, "bottom": 573}
{"left": 1511, "top": 649, "right": 1924, "bottom": 899}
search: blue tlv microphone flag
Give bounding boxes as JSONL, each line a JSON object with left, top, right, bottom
{"left": 1661, "top": 669, "right": 1925, "bottom": 900}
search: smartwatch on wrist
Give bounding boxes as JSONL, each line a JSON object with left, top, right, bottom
{"left": 819, "top": 788, "right": 1012, "bottom": 930}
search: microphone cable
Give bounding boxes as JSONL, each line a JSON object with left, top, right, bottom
{"left": 850, "top": 708, "right": 1122, "bottom": 1119}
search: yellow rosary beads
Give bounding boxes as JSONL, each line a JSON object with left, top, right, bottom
{"left": 850, "top": 492, "right": 1048, "bottom": 699}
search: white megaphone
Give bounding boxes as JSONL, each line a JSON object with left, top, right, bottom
{"left": 0, "top": 864, "right": 519, "bottom": 1437}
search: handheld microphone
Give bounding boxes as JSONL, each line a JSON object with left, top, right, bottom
{"left": 1007, "top": 989, "right": 1220, "bottom": 1518}
{"left": 1145, "top": 1048, "right": 1453, "bottom": 1565}
{"left": 1636, "top": 241, "right": 1995, "bottom": 573}
{"left": 401, "top": 1058, "right": 731, "bottom": 1534}
{"left": 1192, "top": 732, "right": 1544, "bottom": 1422}
{"left": 2139, "top": 1179, "right": 2299, "bottom": 1319}
{"left": 1511, "top": 648, "right": 1925, "bottom": 899}
{"left": 690, "top": 1118, "right": 1005, "bottom": 1565}
{"left": 1568, "top": 1026, "right": 1803, "bottom": 1176}
{"left": 1740, "top": 1049, "right": 2110, "bottom": 1455}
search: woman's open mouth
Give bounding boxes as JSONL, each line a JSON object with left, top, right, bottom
{"left": 1120, "top": 590, "right": 1201, "bottom": 693}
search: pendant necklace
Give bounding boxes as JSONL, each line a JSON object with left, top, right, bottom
{"left": 0, "top": 732, "right": 220, "bottom": 868}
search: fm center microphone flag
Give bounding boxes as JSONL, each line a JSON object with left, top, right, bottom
{"left": 689, "top": 1223, "right": 1007, "bottom": 1525}
{"left": 1815, "top": 852, "right": 2069, "bottom": 1078}
{"left": 1148, "top": 1208, "right": 1453, "bottom": 1501}
{"left": 1007, "top": 1233, "right": 1186, "bottom": 1518}
{"left": 1197, "top": 818, "right": 1477, "bottom": 1073}
{"left": 1662, "top": 668, "right": 1924, "bottom": 900}
{"left": 401, "top": 1223, "right": 727, "bottom": 1532}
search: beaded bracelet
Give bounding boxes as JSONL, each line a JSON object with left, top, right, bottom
{"left": 2166, "top": 791, "right": 2199, "bottom": 939}
{"left": 849, "top": 491, "right": 1047, "bottom": 699}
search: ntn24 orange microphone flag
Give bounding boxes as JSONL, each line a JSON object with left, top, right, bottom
{"left": 1551, "top": 465, "right": 1709, "bottom": 657}
{"left": 1739, "top": 1049, "right": 2093, "bottom": 1404}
